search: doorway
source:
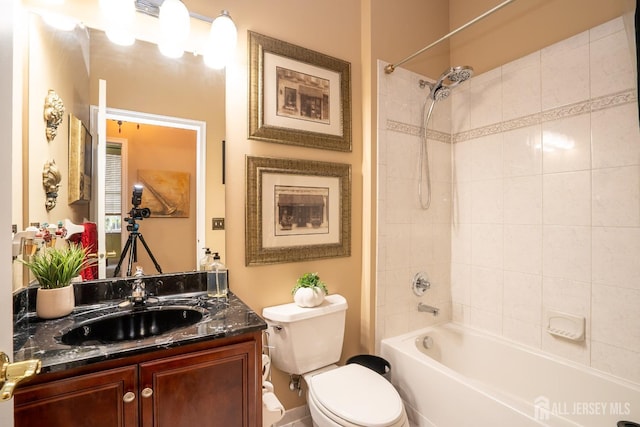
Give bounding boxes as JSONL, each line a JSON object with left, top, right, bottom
{"left": 91, "top": 106, "right": 206, "bottom": 278}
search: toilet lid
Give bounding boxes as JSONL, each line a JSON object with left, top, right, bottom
{"left": 308, "top": 364, "right": 403, "bottom": 427}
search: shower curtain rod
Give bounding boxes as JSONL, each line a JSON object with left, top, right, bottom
{"left": 384, "top": 0, "right": 518, "bottom": 74}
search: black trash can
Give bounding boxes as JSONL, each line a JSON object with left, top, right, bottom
{"left": 346, "top": 354, "right": 391, "bottom": 379}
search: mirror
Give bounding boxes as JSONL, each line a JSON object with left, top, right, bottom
{"left": 16, "top": 8, "right": 225, "bottom": 287}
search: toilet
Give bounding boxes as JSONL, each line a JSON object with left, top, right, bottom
{"left": 262, "top": 294, "right": 409, "bottom": 427}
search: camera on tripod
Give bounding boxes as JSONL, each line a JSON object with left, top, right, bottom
{"left": 127, "top": 185, "right": 151, "bottom": 226}
{"left": 114, "top": 184, "right": 162, "bottom": 277}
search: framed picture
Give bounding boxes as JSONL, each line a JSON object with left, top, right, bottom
{"left": 137, "top": 169, "right": 190, "bottom": 218}
{"left": 68, "top": 114, "right": 92, "bottom": 204}
{"left": 248, "top": 31, "right": 352, "bottom": 152}
{"left": 246, "top": 156, "right": 351, "bottom": 265}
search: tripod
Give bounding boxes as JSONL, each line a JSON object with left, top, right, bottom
{"left": 113, "top": 218, "right": 163, "bottom": 277}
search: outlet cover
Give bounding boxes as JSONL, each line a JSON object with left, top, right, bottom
{"left": 212, "top": 218, "right": 225, "bottom": 230}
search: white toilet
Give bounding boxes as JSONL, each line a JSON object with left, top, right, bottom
{"left": 262, "top": 294, "right": 409, "bottom": 427}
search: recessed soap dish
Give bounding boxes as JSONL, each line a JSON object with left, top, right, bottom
{"left": 545, "top": 310, "right": 585, "bottom": 341}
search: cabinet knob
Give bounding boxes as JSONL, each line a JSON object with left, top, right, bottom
{"left": 141, "top": 387, "right": 153, "bottom": 398}
{"left": 123, "top": 392, "right": 136, "bottom": 403}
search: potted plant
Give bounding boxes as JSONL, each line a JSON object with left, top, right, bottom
{"left": 292, "top": 272, "right": 328, "bottom": 308}
{"left": 20, "top": 244, "right": 92, "bottom": 319}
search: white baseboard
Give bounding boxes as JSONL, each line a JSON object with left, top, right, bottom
{"left": 273, "top": 405, "right": 312, "bottom": 427}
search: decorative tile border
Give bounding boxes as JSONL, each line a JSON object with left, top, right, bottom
{"left": 386, "top": 88, "right": 637, "bottom": 144}
{"left": 386, "top": 119, "right": 452, "bottom": 143}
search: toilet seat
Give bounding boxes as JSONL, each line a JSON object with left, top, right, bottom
{"left": 307, "top": 364, "right": 406, "bottom": 427}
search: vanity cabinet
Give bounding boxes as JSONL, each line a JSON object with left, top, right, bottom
{"left": 14, "top": 365, "right": 138, "bottom": 427}
{"left": 14, "top": 333, "right": 261, "bottom": 427}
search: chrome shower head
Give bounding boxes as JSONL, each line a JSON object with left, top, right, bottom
{"left": 447, "top": 66, "right": 474, "bottom": 85}
{"left": 421, "top": 65, "right": 474, "bottom": 101}
{"left": 437, "top": 65, "right": 474, "bottom": 88}
{"left": 432, "top": 86, "right": 451, "bottom": 101}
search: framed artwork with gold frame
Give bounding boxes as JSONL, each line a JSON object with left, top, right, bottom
{"left": 248, "top": 31, "right": 352, "bottom": 152}
{"left": 68, "top": 114, "right": 92, "bottom": 204}
{"left": 246, "top": 156, "right": 351, "bottom": 265}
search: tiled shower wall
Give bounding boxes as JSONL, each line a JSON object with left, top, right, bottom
{"left": 376, "top": 62, "right": 453, "bottom": 347}
{"left": 377, "top": 16, "right": 640, "bottom": 383}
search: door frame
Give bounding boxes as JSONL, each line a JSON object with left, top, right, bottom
{"left": 2, "top": 0, "right": 16, "bottom": 422}
{"left": 90, "top": 106, "right": 207, "bottom": 278}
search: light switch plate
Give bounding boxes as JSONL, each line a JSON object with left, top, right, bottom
{"left": 212, "top": 218, "right": 225, "bottom": 230}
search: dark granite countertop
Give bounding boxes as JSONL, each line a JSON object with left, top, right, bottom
{"left": 13, "top": 272, "right": 267, "bottom": 374}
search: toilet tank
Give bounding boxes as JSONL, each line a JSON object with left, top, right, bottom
{"left": 262, "top": 294, "right": 348, "bottom": 375}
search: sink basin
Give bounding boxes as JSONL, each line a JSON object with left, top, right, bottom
{"left": 60, "top": 306, "right": 204, "bottom": 346}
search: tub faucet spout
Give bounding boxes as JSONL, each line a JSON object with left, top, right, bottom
{"left": 418, "top": 303, "right": 439, "bottom": 316}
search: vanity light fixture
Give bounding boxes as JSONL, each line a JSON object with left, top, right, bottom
{"left": 158, "top": 0, "right": 190, "bottom": 58}
{"left": 203, "top": 10, "right": 238, "bottom": 69}
{"left": 133, "top": 0, "right": 238, "bottom": 68}
{"left": 100, "top": 0, "right": 136, "bottom": 46}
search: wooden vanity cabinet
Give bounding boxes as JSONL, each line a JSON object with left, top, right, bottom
{"left": 14, "top": 332, "right": 262, "bottom": 427}
{"left": 14, "top": 365, "right": 138, "bottom": 427}
{"left": 139, "top": 340, "right": 256, "bottom": 427}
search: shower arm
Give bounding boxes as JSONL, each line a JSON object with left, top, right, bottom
{"left": 384, "top": 0, "right": 518, "bottom": 74}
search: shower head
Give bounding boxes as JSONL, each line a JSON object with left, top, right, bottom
{"left": 421, "top": 65, "right": 474, "bottom": 101}
{"left": 432, "top": 86, "right": 451, "bottom": 101}
{"left": 444, "top": 65, "right": 474, "bottom": 86}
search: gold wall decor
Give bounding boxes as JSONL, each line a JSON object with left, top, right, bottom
{"left": 248, "top": 31, "right": 352, "bottom": 152}
{"left": 43, "top": 89, "right": 65, "bottom": 143}
{"left": 42, "top": 159, "right": 61, "bottom": 211}
{"left": 68, "top": 114, "right": 92, "bottom": 204}
{"left": 245, "top": 156, "right": 351, "bottom": 265}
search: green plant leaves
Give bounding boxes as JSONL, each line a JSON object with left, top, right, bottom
{"left": 292, "top": 272, "right": 328, "bottom": 295}
{"left": 19, "top": 244, "right": 95, "bottom": 289}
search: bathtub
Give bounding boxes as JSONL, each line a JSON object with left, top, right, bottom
{"left": 380, "top": 323, "right": 640, "bottom": 427}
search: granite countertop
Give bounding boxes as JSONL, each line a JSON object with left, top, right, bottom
{"left": 13, "top": 272, "right": 267, "bottom": 374}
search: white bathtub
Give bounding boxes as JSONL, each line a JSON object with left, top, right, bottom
{"left": 380, "top": 323, "right": 640, "bottom": 427}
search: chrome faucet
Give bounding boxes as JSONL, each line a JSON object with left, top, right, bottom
{"left": 418, "top": 303, "right": 439, "bottom": 316}
{"left": 412, "top": 272, "right": 431, "bottom": 296}
{"left": 130, "top": 266, "right": 147, "bottom": 306}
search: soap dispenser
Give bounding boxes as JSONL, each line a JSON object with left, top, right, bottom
{"left": 208, "top": 252, "right": 228, "bottom": 298}
{"left": 200, "top": 248, "right": 214, "bottom": 272}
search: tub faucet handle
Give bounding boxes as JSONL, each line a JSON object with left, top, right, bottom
{"left": 412, "top": 272, "right": 431, "bottom": 296}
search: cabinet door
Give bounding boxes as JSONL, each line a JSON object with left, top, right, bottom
{"left": 139, "top": 341, "right": 258, "bottom": 427}
{"left": 14, "top": 366, "right": 138, "bottom": 427}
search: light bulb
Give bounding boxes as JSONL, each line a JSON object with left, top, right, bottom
{"left": 100, "top": 0, "right": 135, "bottom": 46}
{"left": 203, "top": 10, "right": 237, "bottom": 69}
{"left": 158, "top": 0, "right": 190, "bottom": 58}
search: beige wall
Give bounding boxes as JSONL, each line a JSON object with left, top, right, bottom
{"left": 26, "top": 14, "right": 90, "bottom": 228}
{"left": 449, "top": 0, "right": 634, "bottom": 74}
{"left": 222, "top": 0, "right": 364, "bottom": 410}
{"left": 371, "top": 0, "right": 451, "bottom": 79}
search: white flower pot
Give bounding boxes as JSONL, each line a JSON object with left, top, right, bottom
{"left": 293, "top": 287, "right": 325, "bottom": 308}
{"left": 36, "top": 285, "right": 75, "bottom": 319}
